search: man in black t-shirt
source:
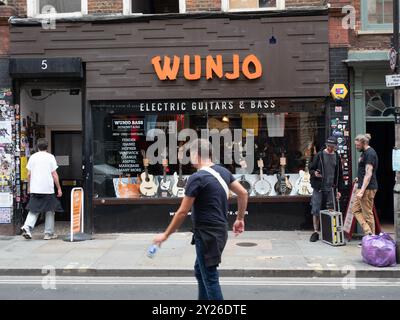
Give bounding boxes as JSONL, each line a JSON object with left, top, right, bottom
{"left": 153, "top": 139, "right": 248, "bottom": 300}
{"left": 352, "top": 134, "right": 379, "bottom": 236}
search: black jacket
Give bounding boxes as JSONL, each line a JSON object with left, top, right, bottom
{"left": 309, "top": 150, "right": 345, "bottom": 192}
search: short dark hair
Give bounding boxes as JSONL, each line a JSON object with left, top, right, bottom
{"left": 37, "top": 138, "right": 48, "bottom": 151}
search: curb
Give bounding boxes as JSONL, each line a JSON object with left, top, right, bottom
{"left": 0, "top": 268, "right": 399, "bottom": 278}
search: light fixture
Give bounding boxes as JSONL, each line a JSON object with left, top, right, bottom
{"left": 222, "top": 115, "right": 229, "bottom": 123}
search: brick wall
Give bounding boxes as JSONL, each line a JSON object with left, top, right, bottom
{"left": 7, "top": 0, "right": 26, "bottom": 16}
{"left": 186, "top": 0, "right": 220, "bottom": 12}
{"left": 349, "top": 0, "right": 391, "bottom": 50}
{"left": 286, "top": 0, "right": 324, "bottom": 7}
{"left": 88, "top": 0, "right": 123, "bottom": 14}
{"left": 0, "top": 26, "right": 10, "bottom": 56}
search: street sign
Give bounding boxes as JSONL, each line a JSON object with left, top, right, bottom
{"left": 386, "top": 74, "right": 400, "bottom": 87}
{"left": 389, "top": 48, "right": 398, "bottom": 72}
{"left": 330, "top": 84, "right": 348, "bottom": 100}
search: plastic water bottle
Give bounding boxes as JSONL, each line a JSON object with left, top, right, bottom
{"left": 147, "top": 244, "right": 159, "bottom": 258}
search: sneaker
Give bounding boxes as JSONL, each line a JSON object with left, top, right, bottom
{"left": 357, "top": 243, "right": 362, "bottom": 248}
{"left": 44, "top": 234, "right": 58, "bottom": 240}
{"left": 21, "top": 227, "right": 32, "bottom": 240}
{"left": 310, "top": 232, "right": 319, "bottom": 242}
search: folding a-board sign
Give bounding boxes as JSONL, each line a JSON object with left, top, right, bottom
{"left": 343, "top": 183, "right": 381, "bottom": 241}
{"left": 64, "top": 188, "right": 91, "bottom": 242}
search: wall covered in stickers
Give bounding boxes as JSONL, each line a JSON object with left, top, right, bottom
{"left": 0, "top": 88, "right": 16, "bottom": 232}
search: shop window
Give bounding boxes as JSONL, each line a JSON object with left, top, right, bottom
{"left": 362, "top": 0, "right": 394, "bottom": 31}
{"left": 124, "top": 0, "right": 183, "bottom": 15}
{"left": 27, "top": 0, "right": 88, "bottom": 17}
{"left": 222, "top": 0, "right": 285, "bottom": 11}
{"left": 365, "top": 89, "right": 395, "bottom": 117}
{"left": 92, "top": 102, "right": 324, "bottom": 199}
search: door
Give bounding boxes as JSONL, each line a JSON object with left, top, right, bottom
{"left": 51, "top": 131, "right": 83, "bottom": 221}
{"left": 366, "top": 122, "right": 395, "bottom": 223}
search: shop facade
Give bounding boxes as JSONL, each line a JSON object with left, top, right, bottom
{"left": 347, "top": 50, "right": 395, "bottom": 224}
{"left": 8, "top": 9, "right": 346, "bottom": 233}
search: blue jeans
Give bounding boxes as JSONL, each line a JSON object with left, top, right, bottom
{"left": 194, "top": 236, "right": 224, "bottom": 300}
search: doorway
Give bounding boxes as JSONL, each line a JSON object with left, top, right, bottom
{"left": 366, "top": 121, "right": 395, "bottom": 223}
{"left": 51, "top": 131, "right": 83, "bottom": 221}
{"left": 16, "top": 83, "right": 83, "bottom": 233}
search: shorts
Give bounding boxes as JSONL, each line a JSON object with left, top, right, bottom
{"left": 310, "top": 189, "right": 334, "bottom": 216}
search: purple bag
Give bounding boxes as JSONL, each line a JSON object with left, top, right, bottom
{"left": 361, "top": 233, "right": 397, "bottom": 267}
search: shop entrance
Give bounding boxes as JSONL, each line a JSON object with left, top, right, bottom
{"left": 18, "top": 83, "right": 83, "bottom": 227}
{"left": 366, "top": 121, "right": 395, "bottom": 223}
{"left": 51, "top": 131, "right": 83, "bottom": 221}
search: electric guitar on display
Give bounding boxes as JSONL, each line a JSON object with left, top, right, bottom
{"left": 254, "top": 158, "right": 272, "bottom": 196}
{"left": 274, "top": 153, "right": 293, "bottom": 195}
{"left": 171, "top": 147, "right": 187, "bottom": 198}
{"left": 295, "top": 142, "right": 314, "bottom": 196}
{"left": 238, "top": 175, "right": 252, "bottom": 194}
{"left": 139, "top": 150, "right": 157, "bottom": 197}
{"left": 158, "top": 158, "right": 172, "bottom": 198}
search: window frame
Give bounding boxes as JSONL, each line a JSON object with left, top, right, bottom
{"left": 221, "top": 0, "right": 285, "bottom": 12}
{"left": 361, "top": 0, "right": 393, "bottom": 31}
{"left": 123, "top": 0, "right": 186, "bottom": 15}
{"left": 27, "top": 0, "right": 88, "bottom": 18}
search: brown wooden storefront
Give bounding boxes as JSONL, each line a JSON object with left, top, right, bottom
{"left": 9, "top": 9, "right": 330, "bottom": 233}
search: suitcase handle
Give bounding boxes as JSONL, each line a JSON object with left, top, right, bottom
{"left": 331, "top": 188, "right": 341, "bottom": 212}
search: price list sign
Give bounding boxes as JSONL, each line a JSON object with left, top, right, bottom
{"left": 112, "top": 118, "right": 145, "bottom": 174}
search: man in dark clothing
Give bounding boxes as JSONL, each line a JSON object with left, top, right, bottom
{"left": 308, "top": 136, "right": 344, "bottom": 242}
{"left": 153, "top": 139, "right": 248, "bottom": 300}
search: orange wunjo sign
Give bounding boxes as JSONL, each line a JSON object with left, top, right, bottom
{"left": 151, "top": 54, "right": 263, "bottom": 81}
{"left": 71, "top": 188, "right": 83, "bottom": 236}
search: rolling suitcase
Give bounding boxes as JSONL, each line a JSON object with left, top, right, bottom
{"left": 320, "top": 189, "right": 346, "bottom": 246}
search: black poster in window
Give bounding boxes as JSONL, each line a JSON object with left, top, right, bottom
{"left": 110, "top": 116, "right": 145, "bottom": 174}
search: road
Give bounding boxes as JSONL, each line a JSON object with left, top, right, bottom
{"left": 0, "top": 277, "right": 399, "bottom": 300}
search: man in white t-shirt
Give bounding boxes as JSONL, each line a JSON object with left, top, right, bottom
{"left": 21, "top": 139, "right": 63, "bottom": 240}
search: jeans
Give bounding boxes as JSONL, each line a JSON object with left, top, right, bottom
{"left": 194, "top": 236, "right": 224, "bottom": 300}
{"left": 23, "top": 211, "right": 55, "bottom": 235}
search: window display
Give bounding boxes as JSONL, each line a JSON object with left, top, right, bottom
{"left": 92, "top": 101, "right": 325, "bottom": 200}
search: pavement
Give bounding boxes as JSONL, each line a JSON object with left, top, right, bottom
{"left": 0, "top": 222, "right": 399, "bottom": 278}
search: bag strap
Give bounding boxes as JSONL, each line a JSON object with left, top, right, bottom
{"left": 200, "top": 166, "right": 229, "bottom": 200}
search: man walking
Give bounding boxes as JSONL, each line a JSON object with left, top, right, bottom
{"left": 21, "top": 138, "right": 63, "bottom": 240}
{"left": 309, "top": 136, "right": 344, "bottom": 242}
{"left": 153, "top": 139, "right": 248, "bottom": 300}
{"left": 352, "top": 134, "right": 378, "bottom": 238}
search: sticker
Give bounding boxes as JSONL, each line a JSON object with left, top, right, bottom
{"left": 335, "top": 106, "right": 342, "bottom": 113}
{"left": 0, "top": 193, "right": 13, "bottom": 207}
{"left": 344, "top": 130, "right": 349, "bottom": 137}
{"left": 344, "top": 115, "right": 349, "bottom": 121}
{"left": 0, "top": 207, "right": 12, "bottom": 224}
{"left": 333, "top": 129, "right": 343, "bottom": 137}
{"left": 0, "top": 121, "right": 12, "bottom": 144}
{"left": 393, "top": 149, "right": 400, "bottom": 171}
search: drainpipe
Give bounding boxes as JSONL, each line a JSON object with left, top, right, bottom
{"left": 393, "top": 0, "right": 400, "bottom": 261}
